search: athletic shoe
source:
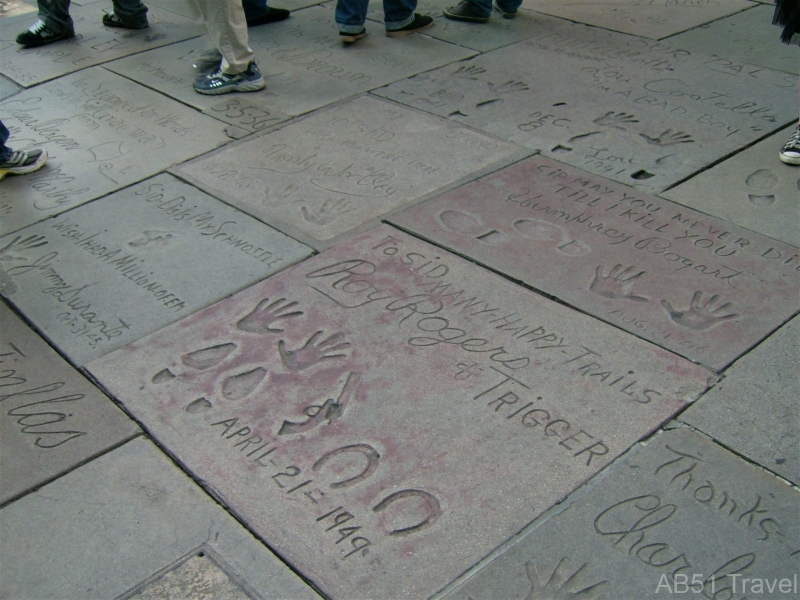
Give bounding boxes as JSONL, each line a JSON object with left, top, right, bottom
{"left": 102, "top": 12, "right": 149, "bottom": 29}
{"left": 193, "top": 61, "right": 266, "bottom": 95}
{"left": 16, "top": 19, "right": 74, "bottom": 47}
{"left": 0, "top": 148, "right": 48, "bottom": 181}
{"left": 339, "top": 28, "right": 366, "bottom": 43}
{"left": 192, "top": 48, "right": 224, "bottom": 76}
{"left": 386, "top": 13, "right": 434, "bottom": 37}
{"left": 493, "top": 1, "right": 516, "bottom": 18}
{"left": 246, "top": 7, "right": 291, "bottom": 26}
{"left": 443, "top": 1, "right": 489, "bottom": 23}
{"left": 779, "top": 124, "right": 800, "bottom": 165}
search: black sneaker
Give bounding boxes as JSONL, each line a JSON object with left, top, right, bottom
{"left": 102, "top": 12, "right": 149, "bottom": 29}
{"left": 339, "top": 28, "right": 366, "bottom": 43}
{"left": 193, "top": 61, "right": 266, "bottom": 95}
{"left": 443, "top": 1, "right": 489, "bottom": 23}
{"left": 386, "top": 13, "right": 434, "bottom": 37}
{"left": 492, "top": 1, "right": 516, "bottom": 18}
{"left": 0, "top": 148, "right": 48, "bottom": 181}
{"left": 16, "top": 19, "right": 74, "bottom": 47}
{"left": 779, "top": 125, "right": 800, "bottom": 166}
{"left": 246, "top": 7, "right": 291, "bottom": 26}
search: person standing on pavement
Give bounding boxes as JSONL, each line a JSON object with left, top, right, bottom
{"left": 0, "top": 120, "right": 47, "bottom": 181}
{"left": 336, "top": 0, "right": 433, "bottom": 44}
{"left": 774, "top": 0, "right": 800, "bottom": 165}
{"left": 16, "top": 0, "right": 149, "bottom": 47}
{"left": 443, "top": 0, "right": 520, "bottom": 23}
{"left": 191, "top": 0, "right": 265, "bottom": 95}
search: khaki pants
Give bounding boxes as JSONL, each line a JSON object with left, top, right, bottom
{"left": 192, "top": 0, "right": 254, "bottom": 74}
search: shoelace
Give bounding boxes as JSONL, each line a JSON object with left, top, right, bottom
{"left": 29, "top": 19, "right": 47, "bottom": 34}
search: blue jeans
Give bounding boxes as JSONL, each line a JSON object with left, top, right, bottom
{"left": 0, "top": 120, "right": 11, "bottom": 162}
{"left": 336, "top": 0, "right": 416, "bottom": 33}
{"left": 461, "top": 0, "right": 520, "bottom": 18}
{"left": 38, "top": 0, "right": 148, "bottom": 34}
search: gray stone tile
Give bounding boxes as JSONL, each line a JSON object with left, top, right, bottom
{"left": 374, "top": 17, "right": 798, "bottom": 193}
{"left": 520, "top": 0, "right": 751, "bottom": 39}
{"left": 388, "top": 156, "right": 800, "bottom": 371}
{"left": 681, "top": 316, "right": 799, "bottom": 485}
{"left": 0, "top": 173, "right": 312, "bottom": 366}
{"left": 177, "top": 96, "right": 521, "bottom": 246}
{"left": 0, "top": 0, "right": 36, "bottom": 20}
{"left": 86, "top": 225, "right": 712, "bottom": 600}
{"left": 661, "top": 127, "right": 800, "bottom": 247}
{"left": 0, "top": 4, "right": 200, "bottom": 87}
{"left": 0, "top": 75, "right": 20, "bottom": 101}
{"left": 669, "top": 4, "right": 798, "bottom": 75}
{"left": 446, "top": 427, "right": 799, "bottom": 600}
{"left": 106, "top": 5, "right": 476, "bottom": 119}
{"left": 0, "top": 437, "right": 322, "bottom": 600}
{"left": 146, "top": 0, "right": 328, "bottom": 18}
{"left": 368, "top": 0, "right": 549, "bottom": 52}
{"left": 0, "top": 301, "right": 139, "bottom": 505}
{"left": 0, "top": 68, "right": 232, "bottom": 237}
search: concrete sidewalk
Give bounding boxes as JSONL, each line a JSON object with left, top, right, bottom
{"left": 1, "top": 0, "right": 798, "bottom": 598}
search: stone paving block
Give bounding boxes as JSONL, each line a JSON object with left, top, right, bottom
{"left": 0, "top": 301, "right": 139, "bottom": 505}
{"left": 106, "top": 5, "right": 476, "bottom": 120}
{"left": 0, "top": 437, "right": 322, "bottom": 600}
{"left": 661, "top": 127, "right": 800, "bottom": 247}
{"left": 0, "top": 4, "right": 200, "bottom": 87}
{"left": 446, "top": 427, "right": 799, "bottom": 600}
{"left": 0, "top": 74, "right": 20, "bottom": 100}
{"left": 86, "top": 225, "right": 713, "bottom": 599}
{"left": 0, "top": 173, "right": 312, "bottom": 365}
{"left": 520, "top": 0, "right": 751, "bottom": 39}
{"left": 147, "top": 0, "right": 327, "bottom": 18}
{"left": 374, "top": 17, "right": 798, "bottom": 193}
{"left": 680, "top": 316, "right": 799, "bottom": 485}
{"left": 0, "top": 0, "right": 36, "bottom": 20}
{"left": 669, "top": 4, "right": 798, "bottom": 75}
{"left": 177, "top": 96, "right": 520, "bottom": 246}
{"left": 389, "top": 156, "right": 800, "bottom": 371}
{"left": 0, "top": 68, "right": 232, "bottom": 237}
{"left": 368, "top": 0, "right": 549, "bottom": 52}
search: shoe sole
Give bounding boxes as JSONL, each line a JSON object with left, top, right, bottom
{"left": 442, "top": 10, "right": 489, "bottom": 22}
{"left": 386, "top": 20, "right": 434, "bottom": 37}
{"left": 17, "top": 32, "right": 74, "bottom": 47}
{"left": 493, "top": 3, "right": 516, "bottom": 18}
{"left": 194, "top": 80, "right": 266, "bottom": 95}
{"left": 339, "top": 31, "right": 366, "bottom": 42}
{"left": 0, "top": 150, "right": 48, "bottom": 180}
{"left": 779, "top": 153, "right": 800, "bottom": 165}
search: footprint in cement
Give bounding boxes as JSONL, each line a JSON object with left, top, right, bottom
{"left": 744, "top": 168, "right": 777, "bottom": 206}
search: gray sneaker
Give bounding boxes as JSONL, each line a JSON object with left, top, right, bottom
{"left": 193, "top": 61, "right": 266, "bottom": 95}
{"left": 0, "top": 148, "right": 48, "bottom": 181}
{"left": 492, "top": 1, "right": 516, "bottom": 18}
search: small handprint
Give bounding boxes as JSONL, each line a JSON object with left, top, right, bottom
{"left": 0, "top": 234, "right": 48, "bottom": 262}
{"left": 640, "top": 129, "right": 694, "bottom": 146}
{"left": 661, "top": 291, "right": 738, "bottom": 331}
{"left": 593, "top": 111, "right": 638, "bottom": 130}
{"left": 264, "top": 182, "right": 299, "bottom": 204}
{"left": 301, "top": 198, "right": 355, "bottom": 225}
{"left": 236, "top": 298, "right": 303, "bottom": 334}
{"left": 525, "top": 557, "right": 610, "bottom": 600}
{"left": 589, "top": 264, "right": 649, "bottom": 302}
{"left": 278, "top": 331, "right": 350, "bottom": 371}
{"left": 487, "top": 80, "right": 529, "bottom": 94}
{"left": 452, "top": 65, "right": 486, "bottom": 79}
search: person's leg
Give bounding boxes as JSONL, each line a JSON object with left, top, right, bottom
{"left": 242, "top": 0, "right": 290, "bottom": 26}
{"left": 37, "top": 0, "right": 74, "bottom": 33}
{"left": 107, "top": 0, "right": 149, "bottom": 28}
{"left": 383, "top": 0, "right": 432, "bottom": 37}
{"left": 0, "top": 121, "right": 11, "bottom": 162}
{"left": 443, "top": 0, "right": 491, "bottom": 23}
{"left": 335, "top": 0, "right": 369, "bottom": 37}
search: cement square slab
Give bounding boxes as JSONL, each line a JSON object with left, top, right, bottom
{"left": 86, "top": 225, "right": 712, "bottom": 600}
{"left": 0, "top": 0, "right": 35, "bottom": 20}
{"left": 106, "top": 4, "right": 476, "bottom": 120}
{"left": 446, "top": 427, "right": 800, "bottom": 600}
{"left": 177, "top": 96, "right": 520, "bottom": 246}
{"left": 389, "top": 156, "right": 800, "bottom": 371}
{"left": 374, "top": 18, "right": 798, "bottom": 193}
{"left": 661, "top": 127, "right": 800, "bottom": 247}
{"left": 0, "top": 173, "right": 312, "bottom": 366}
{"left": 0, "top": 68, "right": 232, "bottom": 237}
{"left": 680, "top": 316, "right": 799, "bottom": 485}
{"left": 0, "top": 4, "right": 200, "bottom": 87}
{"left": 367, "top": 0, "right": 549, "bottom": 52}
{"left": 0, "top": 74, "right": 19, "bottom": 100}
{"left": 0, "top": 437, "right": 322, "bottom": 600}
{"left": 520, "top": 0, "right": 752, "bottom": 39}
{"left": 0, "top": 301, "right": 139, "bottom": 505}
{"left": 669, "top": 4, "right": 798, "bottom": 75}
{"left": 146, "top": 0, "right": 328, "bottom": 18}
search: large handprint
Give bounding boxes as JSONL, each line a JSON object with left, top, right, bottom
{"left": 279, "top": 331, "right": 350, "bottom": 371}
{"left": 661, "top": 291, "right": 738, "bottom": 331}
{"left": 525, "top": 557, "right": 609, "bottom": 600}
{"left": 589, "top": 264, "right": 649, "bottom": 302}
{"left": 236, "top": 298, "right": 303, "bottom": 334}
{"left": 0, "top": 234, "right": 48, "bottom": 263}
